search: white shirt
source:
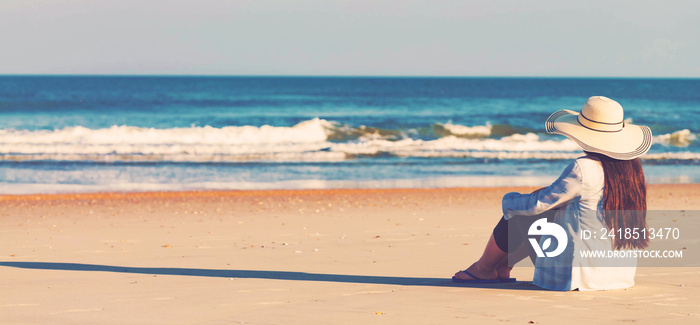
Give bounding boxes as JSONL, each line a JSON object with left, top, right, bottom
{"left": 502, "top": 156, "right": 636, "bottom": 291}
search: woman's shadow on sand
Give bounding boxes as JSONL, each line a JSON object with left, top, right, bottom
{"left": 0, "top": 261, "right": 541, "bottom": 290}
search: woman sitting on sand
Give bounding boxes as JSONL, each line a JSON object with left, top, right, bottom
{"left": 453, "top": 96, "right": 652, "bottom": 291}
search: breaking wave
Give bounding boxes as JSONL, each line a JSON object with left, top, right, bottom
{"left": 0, "top": 119, "right": 696, "bottom": 163}
{"left": 653, "top": 129, "right": 696, "bottom": 147}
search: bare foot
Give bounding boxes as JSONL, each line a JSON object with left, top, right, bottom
{"left": 495, "top": 255, "right": 513, "bottom": 279}
{"left": 496, "top": 264, "right": 513, "bottom": 280}
{"left": 453, "top": 262, "right": 498, "bottom": 281}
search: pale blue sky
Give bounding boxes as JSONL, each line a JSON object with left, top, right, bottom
{"left": 1, "top": 0, "right": 697, "bottom": 77}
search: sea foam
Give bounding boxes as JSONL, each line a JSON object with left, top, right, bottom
{"left": 0, "top": 119, "right": 696, "bottom": 163}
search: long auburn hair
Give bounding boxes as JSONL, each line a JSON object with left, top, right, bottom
{"left": 586, "top": 152, "right": 649, "bottom": 249}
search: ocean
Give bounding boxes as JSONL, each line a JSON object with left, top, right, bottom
{"left": 0, "top": 76, "right": 698, "bottom": 194}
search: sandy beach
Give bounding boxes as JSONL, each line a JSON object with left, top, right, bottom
{"left": 1, "top": 184, "right": 699, "bottom": 324}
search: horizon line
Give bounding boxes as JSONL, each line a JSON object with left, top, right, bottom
{"left": 0, "top": 74, "right": 698, "bottom": 80}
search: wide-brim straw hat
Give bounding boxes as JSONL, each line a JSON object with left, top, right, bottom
{"left": 545, "top": 96, "right": 652, "bottom": 160}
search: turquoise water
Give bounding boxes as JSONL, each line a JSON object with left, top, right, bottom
{"left": 0, "top": 76, "right": 698, "bottom": 193}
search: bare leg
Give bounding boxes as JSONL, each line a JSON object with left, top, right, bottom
{"left": 495, "top": 252, "right": 513, "bottom": 280}
{"left": 456, "top": 192, "right": 549, "bottom": 281}
{"left": 494, "top": 240, "right": 533, "bottom": 279}
{"left": 455, "top": 210, "right": 545, "bottom": 281}
{"left": 453, "top": 234, "right": 506, "bottom": 281}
